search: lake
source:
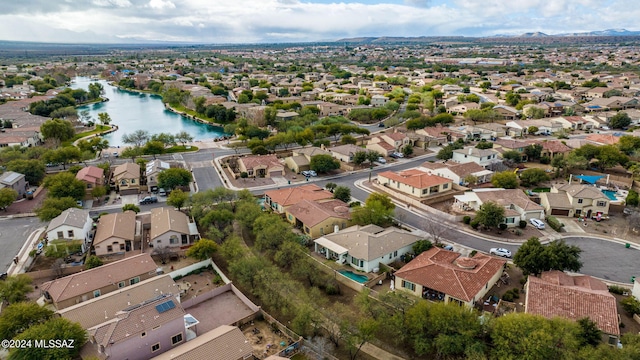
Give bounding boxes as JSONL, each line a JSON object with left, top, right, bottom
{"left": 71, "top": 77, "right": 225, "bottom": 147}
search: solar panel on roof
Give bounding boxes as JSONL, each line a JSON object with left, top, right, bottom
{"left": 155, "top": 300, "right": 175, "bottom": 314}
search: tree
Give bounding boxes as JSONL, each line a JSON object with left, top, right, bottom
{"left": 412, "top": 239, "right": 433, "bottom": 256}
{"left": 402, "top": 144, "right": 414, "bottom": 157}
{"left": 6, "top": 159, "right": 45, "bottom": 185}
{"left": 594, "top": 145, "right": 628, "bottom": 171}
{"left": 309, "top": 154, "right": 340, "bottom": 173}
{"left": 186, "top": 239, "right": 218, "bottom": 260}
{"left": 84, "top": 255, "right": 103, "bottom": 269}
{"left": 502, "top": 150, "right": 523, "bottom": 163}
{"left": 121, "top": 130, "right": 150, "bottom": 147}
{"left": 9, "top": 317, "right": 87, "bottom": 360}
{"left": 91, "top": 185, "right": 107, "bottom": 204}
{"left": 352, "top": 151, "right": 368, "bottom": 166}
{"left": 524, "top": 144, "right": 543, "bottom": 161}
{"left": 167, "top": 189, "right": 189, "bottom": 210}
{"left": 35, "top": 197, "right": 77, "bottom": 221}
{"left": 527, "top": 126, "right": 539, "bottom": 134}
{"left": 333, "top": 186, "right": 351, "bottom": 203}
{"left": 626, "top": 189, "right": 639, "bottom": 207}
{"left": 0, "top": 188, "right": 18, "bottom": 211}
{"left": 40, "top": 119, "right": 75, "bottom": 144}
{"left": 122, "top": 204, "right": 140, "bottom": 213}
{"left": 152, "top": 246, "right": 175, "bottom": 265}
{"left": 519, "top": 168, "right": 550, "bottom": 187}
{"left": 577, "top": 317, "right": 602, "bottom": 347}
{"left": 513, "top": 237, "right": 582, "bottom": 276}
{"left": 0, "top": 274, "right": 33, "bottom": 304}
{"left": 475, "top": 141, "right": 493, "bottom": 149}
{"left": 0, "top": 302, "right": 54, "bottom": 340}
{"left": 158, "top": 168, "right": 192, "bottom": 190}
{"left": 474, "top": 201, "right": 505, "bottom": 229}
{"left": 97, "top": 112, "right": 111, "bottom": 126}
{"left": 366, "top": 150, "right": 381, "bottom": 165}
{"left": 175, "top": 131, "right": 194, "bottom": 146}
{"left": 491, "top": 170, "right": 519, "bottom": 189}
{"left": 43, "top": 172, "right": 86, "bottom": 199}
{"left": 609, "top": 112, "right": 631, "bottom": 129}
{"left": 325, "top": 182, "right": 337, "bottom": 192}
{"left": 352, "top": 193, "right": 395, "bottom": 227}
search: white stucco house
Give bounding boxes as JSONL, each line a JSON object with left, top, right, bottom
{"left": 46, "top": 208, "right": 93, "bottom": 253}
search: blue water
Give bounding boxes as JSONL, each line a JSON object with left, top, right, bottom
{"left": 339, "top": 270, "right": 369, "bottom": 283}
{"left": 601, "top": 190, "right": 618, "bottom": 201}
{"left": 71, "top": 77, "right": 225, "bottom": 147}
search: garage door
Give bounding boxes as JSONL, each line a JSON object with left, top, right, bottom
{"left": 269, "top": 171, "right": 283, "bottom": 177}
{"left": 551, "top": 209, "right": 570, "bottom": 216}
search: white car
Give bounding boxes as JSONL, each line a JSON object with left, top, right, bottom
{"left": 529, "top": 218, "right": 545, "bottom": 230}
{"left": 490, "top": 248, "right": 512, "bottom": 258}
{"left": 377, "top": 157, "right": 387, "bottom": 164}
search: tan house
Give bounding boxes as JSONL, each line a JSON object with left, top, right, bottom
{"left": 394, "top": 247, "right": 506, "bottom": 307}
{"left": 75, "top": 166, "right": 104, "bottom": 197}
{"left": 454, "top": 188, "right": 545, "bottom": 226}
{"left": 145, "top": 159, "right": 171, "bottom": 189}
{"left": 414, "top": 126, "right": 450, "bottom": 149}
{"left": 525, "top": 271, "right": 620, "bottom": 343}
{"left": 237, "top": 154, "right": 284, "bottom": 178}
{"left": 284, "top": 146, "right": 331, "bottom": 173}
{"left": 112, "top": 162, "right": 141, "bottom": 195}
{"left": 327, "top": 144, "right": 372, "bottom": 163}
{"left": 264, "top": 184, "right": 333, "bottom": 214}
{"left": 40, "top": 253, "right": 157, "bottom": 310}
{"left": 539, "top": 140, "right": 572, "bottom": 160}
{"left": 93, "top": 211, "right": 138, "bottom": 256}
{"left": 285, "top": 199, "right": 352, "bottom": 238}
{"left": 539, "top": 184, "right": 610, "bottom": 218}
{"left": 0, "top": 171, "right": 27, "bottom": 198}
{"left": 151, "top": 325, "right": 254, "bottom": 360}
{"left": 419, "top": 161, "right": 494, "bottom": 185}
{"left": 378, "top": 169, "right": 453, "bottom": 198}
{"left": 451, "top": 147, "right": 500, "bottom": 169}
{"left": 366, "top": 132, "right": 412, "bottom": 155}
{"left": 150, "top": 207, "right": 200, "bottom": 249}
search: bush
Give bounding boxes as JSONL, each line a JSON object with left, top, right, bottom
{"left": 240, "top": 172, "right": 248, "bottom": 178}
{"left": 540, "top": 156, "right": 551, "bottom": 164}
{"left": 470, "top": 219, "right": 480, "bottom": 229}
{"left": 519, "top": 220, "right": 527, "bottom": 229}
{"left": 514, "top": 229, "right": 523, "bottom": 236}
{"left": 470, "top": 250, "right": 477, "bottom": 257}
{"left": 324, "top": 281, "right": 341, "bottom": 295}
{"left": 546, "top": 215, "right": 564, "bottom": 232}
{"left": 502, "top": 288, "right": 521, "bottom": 301}
{"left": 609, "top": 285, "right": 627, "bottom": 295}
{"left": 499, "top": 223, "right": 508, "bottom": 231}
{"left": 621, "top": 296, "right": 640, "bottom": 315}
{"left": 463, "top": 216, "right": 471, "bottom": 225}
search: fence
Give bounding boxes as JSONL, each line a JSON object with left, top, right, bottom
{"left": 180, "top": 283, "right": 231, "bottom": 309}
{"left": 26, "top": 265, "right": 85, "bottom": 281}
{"left": 169, "top": 259, "right": 212, "bottom": 279}
{"left": 260, "top": 309, "right": 303, "bottom": 344}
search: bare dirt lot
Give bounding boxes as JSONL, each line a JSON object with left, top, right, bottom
{"left": 241, "top": 319, "right": 297, "bottom": 359}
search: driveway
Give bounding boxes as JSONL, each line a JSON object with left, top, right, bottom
{"left": 0, "top": 217, "right": 42, "bottom": 273}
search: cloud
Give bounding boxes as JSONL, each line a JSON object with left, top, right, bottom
{"left": 148, "top": 0, "right": 175, "bottom": 10}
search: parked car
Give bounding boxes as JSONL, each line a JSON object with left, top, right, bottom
{"left": 443, "top": 244, "right": 454, "bottom": 251}
{"left": 376, "top": 157, "right": 387, "bottom": 164}
{"left": 378, "top": 123, "right": 385, "bottom": 128}
{"left": 529, "top": 218, "right": 545, "bottom": 230}
{"left": 390, "top": 152, "right": 404, "bottom": 159}
{"left": 158, "top": 188, "right": 167, "bottom": 196}
{"left": 139, "top": 196, "right": 158, "bottom": 205}
{"left": 301, "top": 170, "right": 317, "bottom": 177}
{"left": 490, "top": 248, "right": 512, "bottom": 258}
{"left": 76, "top": 200, "right": 84, "bottom": 208}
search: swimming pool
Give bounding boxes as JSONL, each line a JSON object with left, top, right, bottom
{"left": 601, "top": 190, "right": 618, "bottom": 201}
{"left": 339, "top": 270, "right": 369, "bottom": 284}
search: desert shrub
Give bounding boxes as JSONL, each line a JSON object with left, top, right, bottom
{"left": 463, "top": 216, "right": 471, "bottom": 224}
{"left": 519, "top": 220, "right": 527, "bottom": 229}
{"left": 608, "top": 285, "right": 627, "bottom": 295}
{"left": 546, "top": 215, "right": 564, "bottom": 231}
{"left": 470, "top": 219, "right": 480, "bottom": 229}
{"left": 621, "top": 296, "right": 640, "bottom": 315}
{"left": 499, "top": 223, "right": 508, "bottom": 231}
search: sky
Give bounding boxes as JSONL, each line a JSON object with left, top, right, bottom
{"left": 0, "top": 0, "right": 638, "bottom": 44}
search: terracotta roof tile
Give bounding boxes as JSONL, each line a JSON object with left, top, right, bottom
{"left": 265, "top": 184, "right": 333, "bottom": 207}
{"left": 379, "top": 169, "right": 451, "bottom": 189}
{"left": 286, "top": 199, "right": 351, "bottom": 228}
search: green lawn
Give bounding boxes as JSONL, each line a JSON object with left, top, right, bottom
{"left": 165, "top": 145, "right": 199, "bottom": 153}
{"left": 63, "top": 125, "right": 111, "bottom": 146}
{"left": 532, "top": 187, "right": 551, "bottom": 193}
{"left": 171, "top": 104, "right": 216, "bottom": 123}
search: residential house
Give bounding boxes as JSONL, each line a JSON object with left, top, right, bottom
{"left": 451, "top": 147, "right": 500, "bottom": 169}
{"left": 40, "top": 253, "right": 158, "bottom": 310}
{"left": 493, "top": 139, "right": 530, "bottom": 162}
{"left": 113, "top": 162, "right": 141, "bottom": 195}
{"left": 413, "top": 126, "right": 452, "bottom": 149}
{"left": 447, "top": 102, "right": 480, "bottom": 114}
{"left": 585, "top": 133, "right": 621, "bottom": 145}
{"left": 87, "top": 294, "right": 186, "bottom": 360}
{"left": 366, "top": 132, "right": 412, "bottom": 155}
{"left": 317, "top": 101, "right": 344, "bottom": 117}
{"left": 583, "top": 96, "right": 639, "bottom": 112}
{"left": 453, "top": 189, "right": 545, "bottom": 226}
{"left": 58, "top": 275, "right": 178, "bottom": 330}
{"left": 473, "top": 123, "right": 508, "bottom": 139}
{"left": 585, "top": 87, "right": 609, "bottom": 99}
{"left": 93, "top": 211, "right": 138, "bottom": 256}
{"left": 150, "top": 207, "right": 200, "bottom": 249}
{"left": 539, "top": 184, "right": 610, "bottom": 218}
{"left": 419, "top": 161, "right": 493, "bottom": 185}
{"left": 505, "top": 119, "right": 564, "bottom": 136}
{"left": 525, "top": 271, "right": 620, "bottom": 343}
{"left": 327, "top": 144, "right": 372, "bottom": 163}
{"left": 264, "top": 184, "right": 334, "bottom": 214}
{"left": 151, "top": 325, "right": 254, "bottom": 360}
{"left": 285, "top": 199, "right": 352, "bottom": 239}
{"left": 539, "top": 140, "right": 572, "bottom": 160}
{"left": 394, "top": 247, "right": 506, "bottom": 307}
{"left": 378, "top": 169, "right": 453, "bottom": 198}
{"left": 46, "top": 208, "right": 93, "bottom": 253}
{"left": 0, "top": 171, "right": 26, "bottom": 198}
{"left": 76, "top": 166, "right": 105, "bottom": 198}
{"left": 370, "top": 94, "right": 389, "bottom": 108}
{"left": 275, "top": 111, "right": 299, "bottom": 122}
{"left": 314, "top": 225, "right": 422, "bottom": 272}
{"left": 284, "top": 146, "right": 331, "bottom": 173}
{"left": 146, "top": 160, "right": 171, "bottom": 189}
{"left": 237, "top": 154, "right": 284, "bottom": 178}
{"left": 493, "top": 105, "right": 521, "bottom": 120}
{"left": 553, "top": 116, "right": 596, "bottom": 130}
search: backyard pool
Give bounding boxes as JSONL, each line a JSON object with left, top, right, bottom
{"left": 339, "top": 270, "right": 369, "bottom": 284}
{"left": 601, "top": 189, "right": 618, "bottom": 201}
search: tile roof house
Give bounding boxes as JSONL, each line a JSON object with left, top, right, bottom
{"left": 327, "top": 144, "right": 373, "bottom": 163}
{"left": 285, "top": 199, "right": 352, "bottom": 239}
{"left": 366, "top": 132, "right": 413, "bottom": 156}
{"left": 539, "top": 140, "right": 572, "bottom": 160}
{"left": 237, "top": 154, "right": 284, "bottom": 178}
{"left": 151, "top": 325, "right": 254, "bottom": 360}
{"left": 585, "top": 133, "right": 621, "bottom": 145}
{"left": 59, "top": 275, "right": 178, "bottom": 330}
{"left": 451, "top": 147, "right": 500, "bottom": 169}
{"left": 539, "top": 184, "right": 610, "bottom": 218}
{"left": 145, "top": 159, "right": 171, "bottom": 189}
{"left": 454, "top": 189, "right": 545, "bottom": 227}
{"left": 284, "top": 146, "right": 331, "bottom": 173}
{"left": 414, "top": 125, "right": 454, "bottom": 149}
{"left": 93, "top": 211, "right": 138, "bottom": 256}
{"left": 112, "top": 162, "right": 141, "bottom": 195}
{"left": 0, "top": 171, "right": 26, "bottom": 198}
{"left": 87, "top": 294, "right": 186, "bottom": 360}
{"left": 75, "top": 166, "right": 105, "bottom": 196}
{"left": 150, "top": 207, "right": 200, "bottom": 249}
{"left": 378, "top": 169, "right": 453, "bottom": 198}
{"left": 314, "top": 225, "right": 422, "bottom": 272}
{"left": 41, "top": 253, "right": 158, "bottom": 310}
{"left": 419, "top": 161, "right": 494, "bottom": 185}
{"left": 394, "top": 247, "right": 506, "bottom": 307}
{"left": 46, "top": 208, "right": 93, "bottom": 253}
{"left": 525, "top": 271, "right": 620, "bottom": 341}
{"left": 264, "top": 184, "right": 333, "bottom": 214}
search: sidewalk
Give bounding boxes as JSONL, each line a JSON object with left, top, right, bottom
{"left": 7, "top": 226, "right": 46, "bottom": 276}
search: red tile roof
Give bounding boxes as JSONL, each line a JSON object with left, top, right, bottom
{"left": 286, "top": 199, "right": 351, "bottom": 228}
{"left": 379, "top": 169, "right": 451, "bottom": 189}
{"left": 265, "top": 184, "right": 333, "bottom": 207}
{"left": 75, "top": 166, "right": 104, "bottom": 185}
{"left": 585, "top": 134, "right": 620, "bottom": 145}
{"left": 395, "top": 247, "right": 506, "bottom": 302}
{"left": 526, "top": 271, "right": 619, "bottom": 336}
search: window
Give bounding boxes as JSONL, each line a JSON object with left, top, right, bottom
{"left": 107, "top": 245, "right": 113, "bottom": 252}
{"left": 157, "top": 239, "right": 161, "bottom": 243}
{"left": 67, "top": 230, "right": 74, "bottom": 238}
{"left": 575, "top": 209, "right": 582, "bottom": 216}
{"left": 577, "top": 198, "right": 583, "bottom": 204}
{"left": 151, "top": 343, "right": 160, "bottom": 352}
{"left": 141, "top": 332, "right": 146, "bottom": 338}
{"left": 394, "top": 251, "right": 398, "bottom": 257}
{"left": 93, "top": 290, "right": 101, "bottom": 298}
{"left": 131, "top": 179, "right": 136, "bottom": 184}
{"left": 443, "top": 183, "right": 449, "bottom": 189}
{"left": 120, "top": 243, "right": 125, "bottom": 251}
{"left": 351, "top": 257, "right": 359, "bottom": 266}
{"left": 171, "top": 333, "right": 183, "bottom": 345}
{"left": 121, "top": 180, "right": 127, "bottom": 185}
{"left": 402, "top": 280, "right": 415, "bottom": 291}
{"left": 169, "top": 235, "right": 178, "bottom": 245}
{"left": 505, "top": 217, "right": 515, "bottom": 224}
{"left": 57, "top": 231, "right": 63, "bottom": 239}
{"left": 129, "top": 277, "right": 140, "bottom": 285}
{"left": 597, "top": 201, "right": 607, "bottom": 207}
{"left": 118, "top": 281, "right": 125, "bottom": 288}
{"left": 182, "top": 235, "right": 188, "bottom": 244}
{"left": 304, "top": 226, "right": 310, "bottom": 234}
{"left": 87, "top": 184, "right": 92, "bottom": 189}
{"left": 422, "top": 189, "right": 428, "bottom": 195}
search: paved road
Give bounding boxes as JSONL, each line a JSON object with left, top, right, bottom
{"left": 563, "top": 236, "right": 639, "bottom": 283}
{"left": 0, "top": 217, "right": 42, "bottom": 273}
{"left": 192, "top": 167, "right": 224, "bottom": 191}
